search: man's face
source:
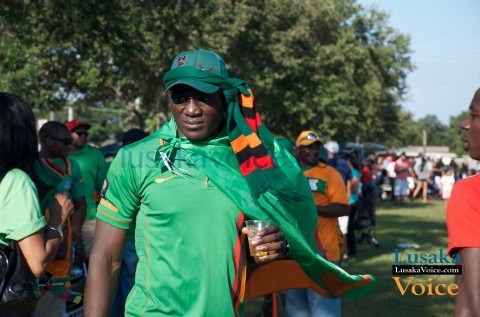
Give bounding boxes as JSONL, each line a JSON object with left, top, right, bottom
{"left": 461, "top": 89, "right": 480, "bottom": 160}
{"left": 71, "top": 127, "right": 89, "bottom": 148}
{"left": 168, "top": 85, "right": 225, "bottom": 142}
{"left": 297, "top": 142, "right": 321, "bottom": 166}
{"left": 46, "top": 129, "right": 72, "bottom": 159}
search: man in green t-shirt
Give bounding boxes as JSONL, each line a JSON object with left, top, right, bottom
{"left": 33, "top": 121, "right": 86, "bottom": 317}
{"left": 85, "top": 50, "right": 375, "bottom": 317}
{"left": 66, "top": 118, "right": 106, "bottom": 258}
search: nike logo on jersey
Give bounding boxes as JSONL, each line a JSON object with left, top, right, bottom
{"left": 155, "top": 175, "right": 175, "bottom": 184}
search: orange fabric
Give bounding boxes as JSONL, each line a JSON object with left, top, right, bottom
{"left": 45, "top": 209, "right": 72, "bottom": 279}
{"left": 230, "top": 133, "right": 262, "bottom": 154}
{"left": 245, "top": 133, "right": 262, "bottom": 148}
{"left": 231, "top": 135, "right": 248, "bottom": 153}
{"left": 304, "top": 163, "right": 349, "bottom": 261}
{"left": 239, "top": 88, "right": 254, "bottom": 108}
{"left": 246, "top": 259, "right": 374, "bottom": 300}
{"left": 245, "top": 260, "right": 329, "bottom": 301}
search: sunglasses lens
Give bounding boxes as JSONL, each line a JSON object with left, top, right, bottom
{"left": 305, "top": 133, "right": 319, "bottom": 140}
{"left": 170, "top": 94, "right": 189, "bottom": 104}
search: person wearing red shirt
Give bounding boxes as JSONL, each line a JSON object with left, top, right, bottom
{"left": 447, "top": 87, "right": 480, "bottom": 317}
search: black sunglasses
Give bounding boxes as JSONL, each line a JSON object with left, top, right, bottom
{"left": 50, "top": 137, "right": 72, "bottom": 146}
{"left": 74, "top": 131, "right": 89, "bottom": 137}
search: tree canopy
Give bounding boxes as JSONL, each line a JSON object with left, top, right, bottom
{"left": 448, "top": 111, "right": 468, "bottom": 156}
{"left": 0, "top": 0, "right": 451, "bottom": 148}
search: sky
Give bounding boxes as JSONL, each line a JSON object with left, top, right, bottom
{"left": 357, "top": 0, "right": 480, "bottom": 124}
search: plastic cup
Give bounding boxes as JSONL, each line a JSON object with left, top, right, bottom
{"left": 244, "top": 220, "right": 272, "bottom": 256}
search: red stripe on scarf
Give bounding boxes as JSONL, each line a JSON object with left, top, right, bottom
{"left": 255, "top": 112, "right": 262, "bottom": 127}
{"left": 44, "top": 158, "right": 66, "bottom": 177}
{"left": 239, "top": 155, "right": 275, "bottom": 176}
{"left": 231, "top": 212, "right": 246, "bottom": 316}
{"left": 245, "top": 117, "right": 258, "bottom": 133}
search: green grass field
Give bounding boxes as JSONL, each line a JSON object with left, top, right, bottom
{"left": 245, "top": 200, "right": 457, "bottom": 317}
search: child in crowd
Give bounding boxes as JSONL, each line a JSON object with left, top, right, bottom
{"left": 440, "top": 167, "right": 456, "bottom": 203}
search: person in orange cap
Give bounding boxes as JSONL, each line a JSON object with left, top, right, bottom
{"left": 285, "top": 130, "right": 350, "bottom": 317}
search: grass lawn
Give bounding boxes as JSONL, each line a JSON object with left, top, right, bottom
{"left": 245, "top": 200, "right": 457, "bottom": 317}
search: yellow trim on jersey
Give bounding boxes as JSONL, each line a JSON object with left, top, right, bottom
{"left": 99, "top": 198, "right": 119, "bottom": 213}
{"left": 97, "top": 209, "right": 132, "bottom": 224}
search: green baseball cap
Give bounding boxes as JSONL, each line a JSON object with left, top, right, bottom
{"left": 166, "top": 49, "right": 229, "bottom": 94}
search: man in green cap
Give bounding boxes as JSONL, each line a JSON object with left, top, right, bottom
{"left": 85, "top": 49, "right": 375, "bottom": 316}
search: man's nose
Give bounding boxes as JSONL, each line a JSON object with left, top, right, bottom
{"left": 184, "top": 99, "right": 201, "bottom": 116}
{"left": 460, "top": 116, "right": 470, "bottom": 130}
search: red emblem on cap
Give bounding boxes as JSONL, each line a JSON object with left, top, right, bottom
{"left": 177, "top": 56, "right": 186, "bottom": 67}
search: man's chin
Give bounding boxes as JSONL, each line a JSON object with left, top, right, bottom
{"left": 182, "top": 132, "right": 207, "bottom": 142}
{"left": 470, "top": 150, "right": 480, "bottom": 161}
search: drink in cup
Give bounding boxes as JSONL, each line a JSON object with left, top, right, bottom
{"left": 244, "top": 220, "right": 272, "bottom": 256}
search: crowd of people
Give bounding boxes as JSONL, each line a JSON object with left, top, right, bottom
{"left": 0, "top": 49, "right": 478, "bottom": 317}
{"left": 340, "top": 151, "right": 478, "bottom": 206}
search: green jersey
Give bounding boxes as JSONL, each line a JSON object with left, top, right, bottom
{"left": 98, "top": 137, "right": 246, "bottom": 316}
{"left": 69, "top": 145, "right": 106, "bottom": 220}
{"left": 100, "top": 161, "right": 135, "bottom": 241}
{"left": 0, "top": 169, "right": 46, "bottom": 247}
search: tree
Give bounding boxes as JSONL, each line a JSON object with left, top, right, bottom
{"left": 387, "top": 110, "right": 421, "bottom": 147}
{"left": 0, "top": 0, "right": 414, "bottom": 144}
{"left": 415, "top": 114, "right": 453, "bottom": 147}
{"left": 448, "top": 111, "right": 468, "bottom": 156}
{"left": 0, "top": 1, "right": 221, "bottom": 129}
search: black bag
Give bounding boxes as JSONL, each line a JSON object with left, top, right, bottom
{"left": 355, "top": 195, "right": 375, "bottom": 230}
{"left": 0, "top": 239, "right": 38, "bottom": 315}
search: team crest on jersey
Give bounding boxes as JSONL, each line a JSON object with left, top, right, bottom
{"left": 100, "top": 179, "right": 108, "bottom": 198}
{"left": 308, "top": 178, "right": 318, "bottom": 191}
